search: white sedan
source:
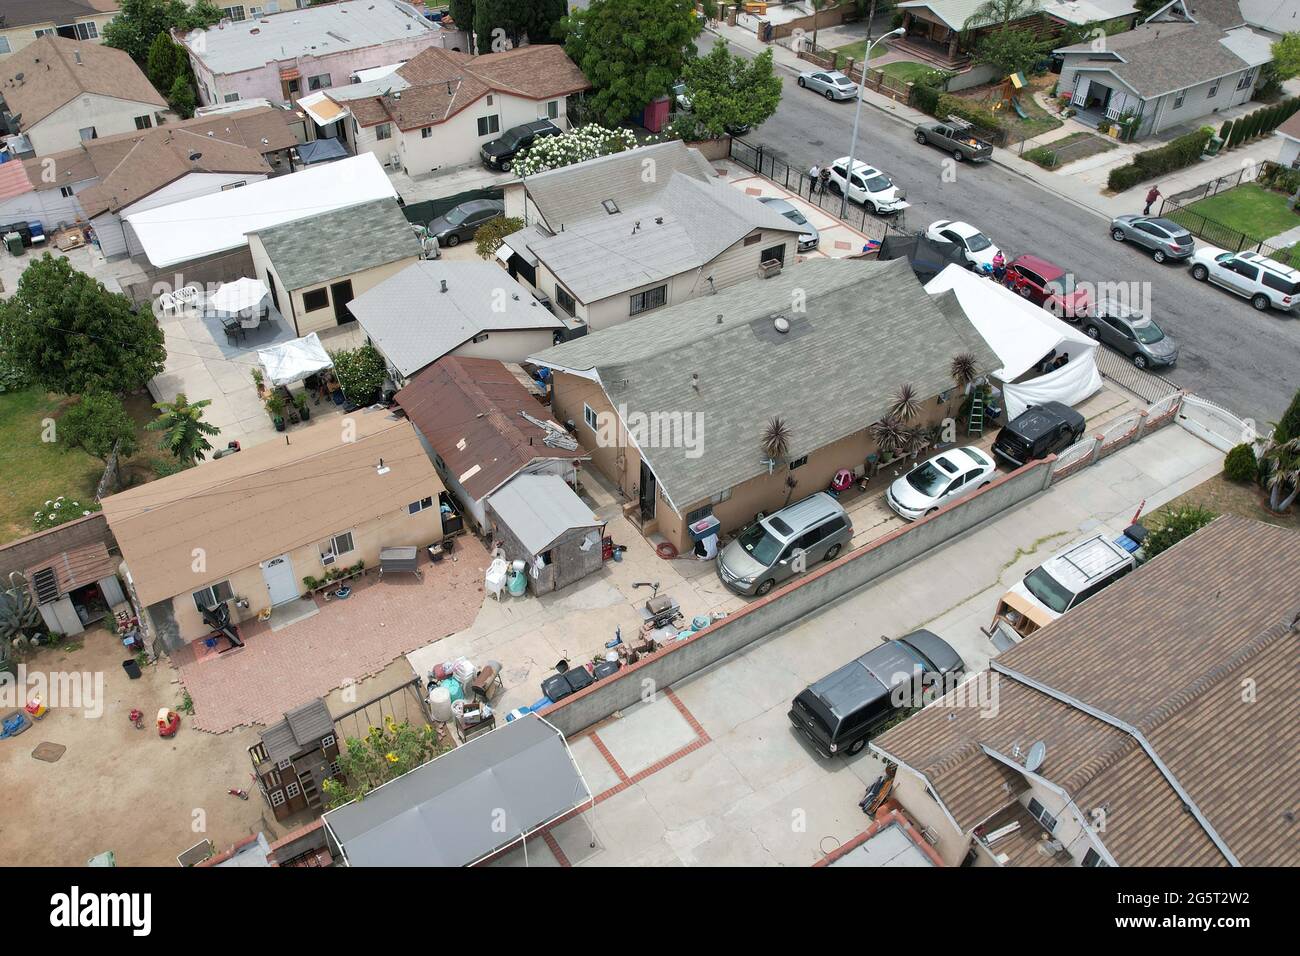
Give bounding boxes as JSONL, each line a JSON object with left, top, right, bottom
{"left": 826, "top": 156, "right": 908, "bottom": 215}
{"left": 886, "top": 446, "right": 997, "bottom": 521}
{"left": 925, "top": 219, "right": 1000, "bottom": 271}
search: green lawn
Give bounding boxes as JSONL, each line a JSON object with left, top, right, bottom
{"left": 879, "top": 61, "right": 935, "bottom": 84}
{"left": 1180, "top": 183, "right": 1300, "bottom": 243}
{"left": 828, "top": 41, "right": 892, "bottom": 64}
{"left": 0, "top": 389, "right": 165, "bottom": 544}
{"left": 1023, "top": 132, "right": 1117, "bottom": 170}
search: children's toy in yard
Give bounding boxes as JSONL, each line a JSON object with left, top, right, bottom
{"left": 157, "top": 708, "right": 181, "bottom": 737}
{"left": 1, "top": 709, "right": 31, "bottom": 738}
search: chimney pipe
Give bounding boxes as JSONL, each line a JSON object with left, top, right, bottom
{"left": 440, "top": 279, "right": 447, "bottom": 293}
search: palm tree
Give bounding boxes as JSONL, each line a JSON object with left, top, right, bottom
{"left": 890, "top": 382, "right": 923, "bottom": 422}
{"left": 962, "top": 0, "right": 1040, "bottom": 32}
{"left": 1262, "top": 436, "right": 1300, "bottom": 512}
{"left": 870, "top": 416, "right": 909, "bottom": 458}
{"left": 762, "top": 416, "right": 792, "bottom": 471}
{"left": 948, "top": 352, "right": 978, "bottom": 418}
{"left": 147, "top": 393, "right": 220, "bottom": 466}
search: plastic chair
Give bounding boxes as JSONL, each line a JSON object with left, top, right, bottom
{"left": 484, "top": 557, "right": 508, "bottom": 601}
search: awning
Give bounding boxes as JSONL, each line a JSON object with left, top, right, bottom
{"left": 296, "top": 138, "right": 349, "bottom": 165}
{"left": 322, "top": 714, "right": 594, "bottom": 867}
{"left": 209, "top": 277, "right": 268, "bottom": 314}
{"left": 298, "top": 91, "right": 350, "bottom": 128}
{"left": 257, "top": 332, "right": 333, "bottom": 387}
{"left": 280, "top": 67, "right": 302, "bottom": 81}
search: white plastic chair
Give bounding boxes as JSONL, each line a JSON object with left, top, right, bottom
{"left": 484, "top": 557, "right": 508, "bottom": 602}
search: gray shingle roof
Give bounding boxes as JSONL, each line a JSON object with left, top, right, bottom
{"left": 1057, "top": 20, "right": 1256, "bottom": 96}
{"left": 529, "top": 258, "right": 999, "bottom": 511}
{"left": 252, "top": 197, "right": 421, "bottom": 292}
{"left": 347, "top": 261, "right": 562, "bottom": 378}
{"left": 517, "top": 172, "right": 801, "bottom": 303}
{"left": 262, "top": 698, "right": 335, "bottom": 763}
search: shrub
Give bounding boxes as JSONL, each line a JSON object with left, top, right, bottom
{"left": 473, "top": 215, "right": 525, "bottom": 261}
{"left": 1107, "top": 127, "right": 1212, "bottom": 190}
{"left": 1275, "top": 385, "right": 1300, "bottom": 443}
{"left": 32, "top": 496, "right": 101, "bottom": 532}
{"left": 328, "top": 343, "right": 387, "bottom": 406}
{"left": 1024, "top": 146, "right": 1059, "bottom": 168}
{"left": 1219, "top": 119, "right": 1234, "bottom": 142}
{"left": 911, "top": 83, "right": 941, "bottom": 115}
{"left": 1143, "top": 505, "right": 1218, "bottom": 559}
{"left": 1224, "top": 443, "right": 1258, "bottom": 483}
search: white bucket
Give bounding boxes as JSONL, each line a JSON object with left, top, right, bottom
{"left": 428, "top": 686, "right": 453, "bottom": 723}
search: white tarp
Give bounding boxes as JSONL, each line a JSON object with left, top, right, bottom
{"left": 925, "top": 265, "right": 1101, "bottom": 419}
{"left": 125, "top": 153, "right": 396, "bottom": 268}
{"left": 258, "top": 333, "right": 333, "bottom": 387}
{"left": 209, "top": 277, "right": 268, "bottom": 314}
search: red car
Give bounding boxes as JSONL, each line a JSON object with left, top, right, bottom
{"left": 1005, "top": 254, "right": 1090, "bottom": 319}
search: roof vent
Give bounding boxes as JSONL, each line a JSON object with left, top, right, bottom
{"left": 376, "top": 458, "right": 390, "bottom": 476}
{"left": 439, "top": 279, "right": 448, "bottom": 293}
{"left": 691, "top": 373, "right": 700, "bottom": 391}
{"left": 654, "top": 216, "right": 663, "bottom": 224}
{"left": 73, "top": 51, "right": 82, "bottom": 65}
{"left": 602, "top": 199, "right": 619, "bottom": 215}
{"left": 716, "top": 313, "right": 722, "bottom": 324}
{"left": 773, "top": 316, "right": 790, "bottom": 334}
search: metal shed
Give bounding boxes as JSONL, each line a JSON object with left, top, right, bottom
{"left": 322, "top": 714, "right": 594, "bottom": 867}
{"left": 25, "top": 542, "right": 126, "bottom": 636}
{"left": 485, "top": 474, "right": 604, "bottom": 594}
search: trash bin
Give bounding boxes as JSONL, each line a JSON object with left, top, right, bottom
{"left": 1203, "top": 136, "right": 1223, "bottom": 157}
{"left": 122, "top": 658, "right": 142, "bottom": 679}
{"left": 4, "top": 232, "right": 22, "bottom": 256}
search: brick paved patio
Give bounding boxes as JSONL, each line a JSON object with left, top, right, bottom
{"left": 175, "top": 536, "right": 491, "bottom": 732}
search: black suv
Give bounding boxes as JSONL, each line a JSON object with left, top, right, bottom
{"left": 789, "top": 630, "right": 964, "bottom": 758}
{"left": 992, "top": 401, "right": 1085, "bottom": 469}
{"left": 480, "top": 119, "right": 562, "bottom": 172}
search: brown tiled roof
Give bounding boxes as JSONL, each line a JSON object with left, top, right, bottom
{"left": 0, "top": 35, "right": 166, "bottom": 128}
{"left": 24, "top": 541, "right": 117, "bottom": 600}
{"left": 344, "top": 45, "right": 589, "bottom": 131}
{"left": 1279, "top": 110, "right": 1300, "bottom": 142}
{"left": 875, "top": 515, "right": 1300, "bottom": 867}
{"left": 396, "top": 357, "right": 586, "bottom": 502}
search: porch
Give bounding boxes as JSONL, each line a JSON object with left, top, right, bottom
{"left": 896, "top": 11, "right": 973, "bottom": 69}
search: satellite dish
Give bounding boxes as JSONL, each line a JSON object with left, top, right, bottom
{"left": 1024, "top": 740, "right": 1047, "bottom": 773}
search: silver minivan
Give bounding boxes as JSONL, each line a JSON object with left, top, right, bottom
{"left": 717, "top": 493, "right": 853, "bottom": 596}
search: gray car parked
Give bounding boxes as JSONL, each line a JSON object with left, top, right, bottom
{"left": 759, "top": 196, "right": 819, "bottom": 251}
{"left": 797, "top": 69, "right": 858, "bottom": 100}
{"left": 427, "top": 198, "right": 505, "bottom": 247}
{"left": 717, "top": 492, "right": 853, "bottom": 596}
{"left": 1085, "top": 300, "right": 1179, "bottom": 369}
{"left": 1109, "top": 215, "right": 1195, "bottom": 263}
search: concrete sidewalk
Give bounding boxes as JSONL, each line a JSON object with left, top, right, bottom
{"left": 706, "top": 20, "right": 1287, "bottom": 222}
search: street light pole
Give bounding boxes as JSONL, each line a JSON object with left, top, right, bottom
{"left": 841, "top": 26, "right": 906, "bottom": 219}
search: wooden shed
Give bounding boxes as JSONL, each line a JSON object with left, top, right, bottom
{"left": 25, "top": 542, "right": 127, "bottom": 636}
{"left": 485, "top": 474, "right": 605, "bottom": 594}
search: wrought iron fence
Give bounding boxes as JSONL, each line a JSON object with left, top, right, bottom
{"left": 1157, "top": 161, "right": 1299, "bottom": 263}
{"left": 1164, "top": 161, "right": 1263, "bottom": 205}
{"left": 1092, "top": 347, "right": 1182, "bottom": 405}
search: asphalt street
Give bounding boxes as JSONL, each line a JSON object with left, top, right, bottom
{"left": 714, "top": 37, "right": 1298, "bottom": 425}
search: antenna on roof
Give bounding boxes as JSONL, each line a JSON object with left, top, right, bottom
{"left": 376, "top": 458, "right": 390, "bottom": 476}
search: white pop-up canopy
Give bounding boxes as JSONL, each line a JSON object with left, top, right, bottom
{"left": 208, "top": 277, "right": 268, "bottom": 314}
{"left": 257, "top": 333, "right": 332, "bottom": 387}
{"left": 926, "top": 265, "right": 1101, "bottom": 420}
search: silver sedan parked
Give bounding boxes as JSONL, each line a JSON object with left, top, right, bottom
{"left": 797, "top": 69, "right": 858, "bottom": 100}
{"left": 759, "top": 196, "right": 819, "bottom": 251}
{"left": 1109, "top": 215, "right": 1195, "bottom": 263}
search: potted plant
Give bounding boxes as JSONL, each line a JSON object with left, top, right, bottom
{"left": 265, "top": 394, "right": 285, "bottom": 432}
{"left": 302, "top": 575, "right": 320, "bottom": 591}
{"left": 251, "top": 367, "right": 267, "bottom": 398}
{"left": 295, "top": 391, "right": 311, "bottom": 422}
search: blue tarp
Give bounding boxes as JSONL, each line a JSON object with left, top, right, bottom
{"left": 297, "top": 138, "right": 349, "bottom": 165}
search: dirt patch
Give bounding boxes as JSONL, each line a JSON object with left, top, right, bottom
{"left": 1159, "top": 472, "right": 1299, "bottom": 530}
{"left": 0, "top": 626, "right": 271, "bottom": 866}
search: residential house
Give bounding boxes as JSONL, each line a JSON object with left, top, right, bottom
{"left": 395, "top": 356, "right": 587, "bottom": 533}
{"left": 125, "top": 151, "right": 395, "bottom": 272}
{"left": 0, "top": 35, "right": 168, "bottom": 154}
{"left": 498, "top": 141, "right": 805, "bottom": 335}
{"left": 347, "top": 260, "right": 565, "bottom": 385}
{"left": 247, "top": 196, "right": 421, "bottom": 336}
{"left": 179, "top": 0, "right": 467, "bottom": 108}
{"left": 0, "top": 0, "right": 118, "bottom": 62}
{"left": 1055, "top": 0, "right": 1276, "bottom": 138}
{"left": 296, "top": 43, "right": 589, "bottom": 174}
{"left": 1275, "top": 109, "right": 1300, "bottom": 167}
{"left": 527, "top": 257, "right": 999, "bottom": 554}
{"left": 871, "top": 514, "right": 1300, "bottom": 868}
{"left": 248, "top": 698, "right": 341, "bottom": 821}
{"left": 892, "top": 1, "right": 1062, "bottom": 83}
{"left": 100, "top": 411, "right": 446, "bottom": 653}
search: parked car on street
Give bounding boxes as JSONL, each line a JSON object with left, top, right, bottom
{"left": 925, "top": 219, "right": 999, "bottom": 270}
{"left": 886, "top": 446, "right": 996, "bottom": 520}
{"left": 1005, "top": 253, "right": 1090, "bottom": 319}
{"left": 1085, "top": 300, "right": 1179, "bottom": 369}
{"left": 1108, "top": 215, "right": 1194, "bottom": 263}
{"left": 797, "top": 69, "right": 858, "bottom": 100}
{"left": 826, "top": 156, "right": 908, "bottom": 215}
{"left": 992, "top": 401, "right": 1085, "bottom": 468}
{"left": 759, "top": 196, "right": 819, "bottom": 251}
{"left": 717, "top": 492, "right": 853, "bottom": 596}
{"left": 1189, "top": 246, "right": 1300, "bottom": 313}
{"left": 789, "top": 630, "right": 965, "bottom": 757}
{"left": 480, "top": 118, "right": 562, "bottom": 172}
{"left": 914, "top": 119, "right": 993, "bottom": 162}
{"left": 672, "top": 80, "right": 693, "bottom": 112}
{"left": 426, "top": 198, "right": 506, "bottom": 246}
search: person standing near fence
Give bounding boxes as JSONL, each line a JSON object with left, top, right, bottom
{"left": 818, "top": 165, "right": 831, "bottom": 197}
{"left": 1144, "top": 185, "right": 1161, "bottom": 215}
{"left": 809, "top": 163, "right": 821, "bottom": 194}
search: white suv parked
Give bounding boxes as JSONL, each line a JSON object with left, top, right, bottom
{"left": 1189, "top": 247, "right": 1300, "bottom": 312}
{"left": 827, "top": 157, "right": 909, "bottom": 215}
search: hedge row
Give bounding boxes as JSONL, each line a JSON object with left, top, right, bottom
{"left": 1219, "top": 96, "right": 1300, "bottom": 150}
{"left": 1106, "top": 127, "right": 1214, "bottom": 192}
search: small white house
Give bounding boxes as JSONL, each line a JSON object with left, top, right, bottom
{"left": 1275, "top": 110, "right": 1300, "bottom": 168}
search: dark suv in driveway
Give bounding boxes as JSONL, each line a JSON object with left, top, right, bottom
{"left": 992, "top": 401, "right": 1086, "bottom": 468}
{"left": 788, "top": 630, "right": 965, "bottom": 757}
{"left": 480, "top": 118, "right": 562, "bottom": 172}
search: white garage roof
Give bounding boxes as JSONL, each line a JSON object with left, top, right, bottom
{"left": 125, "top": 153, "right": 396, "bottom": 268}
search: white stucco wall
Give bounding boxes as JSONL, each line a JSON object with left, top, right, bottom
{"left": 0, "top": 179, "right": 91, "bottom": 229}
{"left": 26, "top": 93, "right": 167, "bottom": 154}
{"left": 393, "top": 93, "right": 569, "bottom": 175}
{"left": 1278, "top": 134, "right": 1300, "bottom": 168}
{"left": 91, "top": 171, "right": 267, "bottom": 258}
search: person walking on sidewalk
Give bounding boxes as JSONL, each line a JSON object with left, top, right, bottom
{"left": 1144, "top": 185, "right": 1161, "bottom": 215}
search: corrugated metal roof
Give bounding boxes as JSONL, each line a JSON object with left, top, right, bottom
{"left": 485, "top": 474, "right": 600, "bottom": 556}
{"left": 24, "top": 541, "right": 117, "bottom": 601}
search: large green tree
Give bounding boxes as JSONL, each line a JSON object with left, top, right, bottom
{"left": 103, "top": 0, "right": 224, "bottom": 65}
{"left": 462, "top": 0, "right": 568, "bottom": 52}
{"left": 962, "top": 0, "right": 1040, "bottom": 31}
{"left": 1272, "top": 33, "right": 1300, "bottom": 82}
{"left": 972, "top": 26, "right": 1043, "bottom": 77}
{"left": 0, "top": 255, "right": 165, "bottom": 397}
{"left": 681, "top": 41, "right": 782, "bottom": 137}
{"left": 146, "top": 394, "right": 219, "bottom": 466}
{"left": 561, "top": 0, "right": 702, "bottom": 126}
{"left": 60, "top": 393, "right": 139, "bottom": 463}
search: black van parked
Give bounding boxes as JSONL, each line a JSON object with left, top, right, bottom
{"left": 789, "top": 630, "right": 965, "bottom": 758}
{"left": 991, "top": 401, "right": 1086, "bottom": 469}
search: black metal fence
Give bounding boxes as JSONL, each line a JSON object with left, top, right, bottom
{"left": 1159, "top": 161, "right": 1299, "bottom": 263}
{"left": 1164, "top": 161, "right": 1263, "bottom": 204}
{"left": 728, "top": 138, "right": 900, "bottom": 241}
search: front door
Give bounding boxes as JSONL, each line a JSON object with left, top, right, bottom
{"left": 639, "top": 459, "right": 656, "bottom": 521}
{"left": 261, "top": 554, "right": 298, "bottom": 606}
{"left": 330, "top": 279, "right": 355, "bottom": 325}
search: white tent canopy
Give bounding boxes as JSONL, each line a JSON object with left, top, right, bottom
{"left": 258, "top": 333, "right": 332, "bottom": 387}
{"left": 208, "top": 277, "right": 268, "bottom": 314}
{"left": 926, "top": 265, "right": 1102, "bottom": 420}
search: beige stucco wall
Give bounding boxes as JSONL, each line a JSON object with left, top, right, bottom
{"left": 165, "top": 495, "right": 444, "bottom": 643}
{"left": 0, "top": 15, "right": 116, "bottom": 61}
{"left": 289, "top": 255, "right": 420, "bottom": 337}
{"left": 28, "top": 92, "right": 167, "bottom": 154}
{"left": 890, "top": 769, "right": 972, "bottom": 867}
{"left": 394, "top": 93, "right": 569, "bottom": 176}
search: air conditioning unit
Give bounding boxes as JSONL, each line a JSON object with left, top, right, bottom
{"left": 389, "top": 151, "right": 400, "bottom": 168}
{"left": 321, "top": 552, "right": 337, "bottom": 566}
